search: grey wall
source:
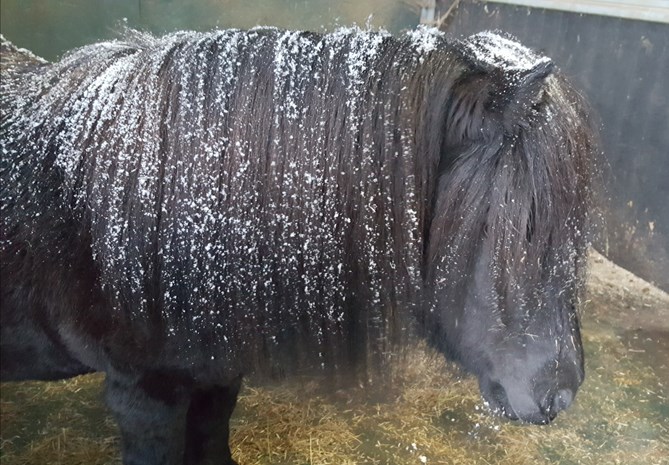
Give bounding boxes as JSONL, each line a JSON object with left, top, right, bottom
{"left": 441, "top": 0, "right": 669, "bottom": 291}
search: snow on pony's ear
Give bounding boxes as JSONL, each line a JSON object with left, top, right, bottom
{"left": 447, "top": 31, "right": 556, "bottom": 142}
{"left": 445, "top": 58, "right": 554, "bottom": 144}
{"left": 497, "top": 60, "right": 554, "bottom": 135}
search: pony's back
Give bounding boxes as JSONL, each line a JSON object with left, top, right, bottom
{"left": 1, "top": 28, "right": 595, "bottom": 383}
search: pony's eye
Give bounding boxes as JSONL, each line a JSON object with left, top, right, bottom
{"left": 526, "top": 198, "right": 536, "bottom": 243}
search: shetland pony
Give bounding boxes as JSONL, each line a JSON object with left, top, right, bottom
{"left": 1, "top": 27, "right": 596, "bottom": 464}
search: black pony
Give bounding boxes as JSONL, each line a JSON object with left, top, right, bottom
{"left": 1, "top": 26, "right": 596, "bottom": 465}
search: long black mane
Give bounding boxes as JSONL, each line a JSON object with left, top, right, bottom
{"left": 0, "top": 28, "right": 595, "bottom": 381}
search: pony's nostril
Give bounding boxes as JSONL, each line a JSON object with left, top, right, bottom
{"left": 552, "top": 388, "right": 573, "bottom": 413}
{"left": 543, "top": 388, "right": 574, "bottom": 420}
{"left": 539, "top": 388, "right": 574, "bottom": 421}
{"left": 490, "top": 381, "right": 508, "bottom": 407}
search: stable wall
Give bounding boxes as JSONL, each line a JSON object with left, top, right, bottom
{"left": 442, "top": 0, "right": 669, "bottom": 291}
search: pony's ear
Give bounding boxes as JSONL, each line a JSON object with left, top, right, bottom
{"left": 445, "top": 59, "right": 555, "bottom": 143}
{"left": 499, "top": 59, "right": 554, "bottom": 134}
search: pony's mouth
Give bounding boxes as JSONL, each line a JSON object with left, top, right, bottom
{"left": 480, "top": 380, "right": 558, "bottom": 425}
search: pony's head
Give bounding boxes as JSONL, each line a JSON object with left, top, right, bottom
{"left": 425, "top": 33, "right": 595, "bottom": 424}
{"left": 447, "top": 237, "right": 586, "bottom": 425}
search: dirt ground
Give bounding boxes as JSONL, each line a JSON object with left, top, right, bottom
{"left": 586, "top": 250, "right": 669, "bottom": 387}
{"left": 587, "top": 250, "right": 668, "bottom": 327}
{"left": 1, "top": 251, "right": 668, "bottom": 465}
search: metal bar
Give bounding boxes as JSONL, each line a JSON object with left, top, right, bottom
{"left": 483, "top": 0, "right": 669, "bottom": 24}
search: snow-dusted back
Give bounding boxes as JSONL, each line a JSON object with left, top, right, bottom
{"left": 0, "top": 27, "right": 595, "bottom": 377}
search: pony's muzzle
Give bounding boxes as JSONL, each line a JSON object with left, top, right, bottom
{"left": 480, "top": 375, "right": 580, "bottom": 424}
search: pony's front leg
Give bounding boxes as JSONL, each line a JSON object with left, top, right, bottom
{"left": 184, "top": 375, "right": 242, "bottom": 465}
{"left": 105, "top": 369, "right": 190, "bottom": 465}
